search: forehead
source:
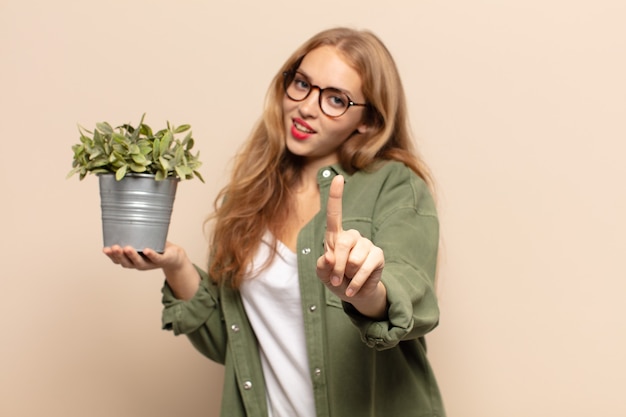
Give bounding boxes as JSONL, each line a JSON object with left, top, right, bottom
{"left": 298, "top": 46, "right": 363, "bottom": 96}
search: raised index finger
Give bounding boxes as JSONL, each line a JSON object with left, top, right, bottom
{"left": 326, "top": 175, "right": 344, "bottom": 234}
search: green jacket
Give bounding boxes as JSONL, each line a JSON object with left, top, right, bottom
{"left": 162, "top": 161, "right": 446, "bottom": 417}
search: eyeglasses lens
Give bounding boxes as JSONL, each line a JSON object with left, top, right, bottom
{"left": 284, "top": 73, "right": 349, "bottom": 117}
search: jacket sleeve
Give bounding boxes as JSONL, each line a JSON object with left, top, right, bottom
{"left": 343, "top": 166, "right": 440, "bottom": 350}
{"left": 161, "top": 265, "right": 228, "bottom": 363}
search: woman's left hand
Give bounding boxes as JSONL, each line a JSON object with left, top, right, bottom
{"left": 316, "top": 175, "right": 388, "bottom": 319}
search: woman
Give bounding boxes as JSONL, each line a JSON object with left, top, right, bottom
{"left": 105, "top": 27, "right": 445, "bottom": 417}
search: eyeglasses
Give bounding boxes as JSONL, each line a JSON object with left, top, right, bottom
{"left": 283, "top": 71, "right": 368, "bottom": 118}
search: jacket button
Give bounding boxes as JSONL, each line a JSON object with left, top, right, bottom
{"left": 243, "top": 381, "right": 252, "bottom": 390}
{"left": 231, "top": 324, "right": 240, "bottom": 332}
{"left": 309, "top": 305, "right": 317, "bottom": 312}
{"left": 322, "top": 169, "right": 331, "bottom": 178}
{"left": 314, "top": 368, "right": 322, "bottom": 377}
{"left": 301, "top": 247, "right": 311, "bottom": 255}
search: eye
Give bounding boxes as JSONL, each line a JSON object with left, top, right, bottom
{"left": 292, "top": 75, "right": 310, "bottom": 92}
{"left": 323, "top": 89, "right": 348, "bottom": 109}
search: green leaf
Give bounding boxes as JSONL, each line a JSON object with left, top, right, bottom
{"left": 115, "top": 165, "right": 128, "bottom": 180}
{"left": 129, "top": 124, "right": 141, "bottom": 141}
{"left": 152, "top": 138, "right": 161, "bottom": 159}
{"left": 174, "top": 124, "right": 191, "bottom": 134}
{"left": 93, "top": 129, "right": 102, "bottom": 144}
{"left": 113, "top": 131, "right": 129, "bottom": 142}
{"left": 159, "top": 131, "right": 173, "bottom": 155}
{"left": 96, "top": 122, "right": 114, "bottom": 135}
{"left": 91, "top": 168, "right": 109, "bottom": 175}
{"left": 111, "top": 151, "right": 127, "bottom": 165}
{"left": 140, "top": 123, "right": 153, "bottom": 138}
{"left": 128, "top": 163, "right": 147, "bottom": 173}
{"left": 154, "top": 128, "right": 167, "bottom": 139}
{"left": 66, "top": 166, "right": 81, "bottom": 179}
{"left": 78, "top": 125, "right": 93, "bottom": 136}
{"left": 159, "top": 156, "right": 171, "bottom": 170}
{"left": 112, "top": 143, "right": 127, "bottom": 154}
{"left": 91, "top": 158, "right": 110, "bottom": 168}
{"left": 87, "top": 148, "right": 103, "bottom": 160}
{"left": 193, "top": 170, "right": 205, "bottom": 183}
{"left": 175, "top": 165, "right": 193, "bottom": 179}
{"left": 174, "top": 146, "right": 184, "bottom": 164}
{"left": 138, "top": 143, "right": 152, "bottom": 156}
{"left": 155, "top": 170, "right": 166, "bottom": 181}
{"left": 183, "top": 134, "right": 194, "bottom": 150}
{"left": 131, "top": 153, "right": 148, "bottom": 165}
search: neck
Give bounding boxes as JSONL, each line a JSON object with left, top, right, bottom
{"left": 299, "top": 155, "right": 339, "bottom": 184}
{"left": 282, "top": 150, "right": 339, "bottom": 192}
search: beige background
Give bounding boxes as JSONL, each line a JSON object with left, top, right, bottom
{"left": 1, "top": 0, "right": 625, "bottom": 416}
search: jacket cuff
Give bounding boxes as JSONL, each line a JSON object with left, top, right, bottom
{"left": 161, "top": 266, "right": 219, "bottom": 335}
{"left": 342, "top": 274, "right": 436, "bottom": 350}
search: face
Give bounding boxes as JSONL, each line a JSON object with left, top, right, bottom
{"left": 282, "top": 45, "right": 368, "bottom": 169}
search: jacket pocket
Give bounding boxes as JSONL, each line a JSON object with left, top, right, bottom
{"left": 325, "top": 287, "right": 343, "bottom": 308}
{"left": 342, "top": 218, "right": 372, "bottom": 241}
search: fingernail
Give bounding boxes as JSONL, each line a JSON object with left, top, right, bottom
{"left": 331, "top": 275, "right": 341, "bottom": 286}
{"left": 345, "top": 287, "right": 354, "bottom": 297}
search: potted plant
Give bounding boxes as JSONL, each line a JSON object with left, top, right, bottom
{"left": 67, "top": 114, "right": 204, "bottom": 253}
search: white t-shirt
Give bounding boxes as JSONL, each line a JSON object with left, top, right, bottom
{"left": 239, "top": 235, "right": 316, "bottom": 417}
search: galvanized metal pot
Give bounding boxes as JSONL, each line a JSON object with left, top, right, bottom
{"left": 99, "top": 173, "right": 178, "bottom": 253}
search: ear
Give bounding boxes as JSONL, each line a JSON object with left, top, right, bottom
{"left": 356, "top": 121, "right": 370, "bottom": 135}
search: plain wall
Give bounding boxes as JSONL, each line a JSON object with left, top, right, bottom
{"left": 1, "top": 1, "right": 625, "bottom": 416}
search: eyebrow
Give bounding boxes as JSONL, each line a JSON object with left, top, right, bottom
{"left": 295, "top": 69, "right": 357, "bottom": 99}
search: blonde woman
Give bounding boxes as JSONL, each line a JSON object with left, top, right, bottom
{"left": 105, "top": 27, "right": 445, "bottom": 417}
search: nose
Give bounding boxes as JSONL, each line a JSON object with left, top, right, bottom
{"left": 298, "top": 87, "right": 321, "bottom": 117}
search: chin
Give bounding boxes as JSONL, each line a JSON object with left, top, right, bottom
{"left": 285, "top": 138, "right": 307, "bottom": 157}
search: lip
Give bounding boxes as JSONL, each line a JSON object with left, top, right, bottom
{"left": 291, "top": 118, "right": 315, "bottom": 141}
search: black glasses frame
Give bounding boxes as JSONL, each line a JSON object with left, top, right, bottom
{"left": 282, "top": 71, "right": 368, "bottom": 118}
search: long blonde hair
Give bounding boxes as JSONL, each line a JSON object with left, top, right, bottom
{"left": 208, "top": 27, "right": 433, "bottom": 288}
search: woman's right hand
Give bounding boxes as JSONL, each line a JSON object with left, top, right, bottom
{"left": 103, "top": 242, "right": 201, "bottom": 300}
{"left": 103, "top": 242, "right": 185, "bottom": 272}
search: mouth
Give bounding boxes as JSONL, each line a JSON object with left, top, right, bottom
{"left": 291, "top": 118, "right": 315, "bottom": 140}
{"left": 293, "top": 119, "right": 315, "bottom": 134}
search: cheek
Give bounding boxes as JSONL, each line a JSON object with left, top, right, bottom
{"left": 282, "top": 96, "right": 296, "bottom": 116}
{"left": 331, "top": 117, "right": 363, "bottom": 138}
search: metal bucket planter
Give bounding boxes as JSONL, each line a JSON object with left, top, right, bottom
{"left": 99, "top": 173, "right": 178, "bottom": 253}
